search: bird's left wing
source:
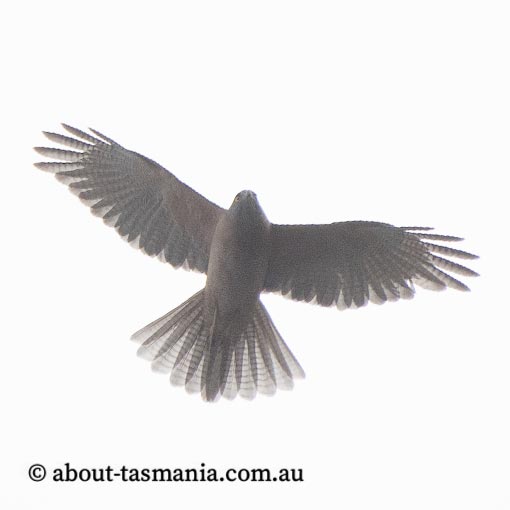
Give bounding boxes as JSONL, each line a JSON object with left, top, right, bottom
{"left": 264, "top": 221, "right": 478, "bottom": 309}
{"left": 35, "top": 125, "right": 225, "bottom": 273}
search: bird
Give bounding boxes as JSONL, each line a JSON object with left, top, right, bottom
{"left": 34, "top": 125, "right": 478, "bottom": 402}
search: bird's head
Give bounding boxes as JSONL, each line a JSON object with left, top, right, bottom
{"left": 230, "top": 190, "right": 259, "bottom": 210}
{"left": 228, "top": 190, "right": 268, "bottom": 228}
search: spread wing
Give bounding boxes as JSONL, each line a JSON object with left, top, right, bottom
{"left": 264, "top": 221, "right": 478, "bottom": 309}
{"left": 35, "top": 125, "right": 224, "bottom": 273}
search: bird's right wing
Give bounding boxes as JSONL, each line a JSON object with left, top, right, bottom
{"left": 35, "top": 125, "right": 225, "bottom": 273}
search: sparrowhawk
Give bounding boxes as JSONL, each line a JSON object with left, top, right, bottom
{"left": 35, "top": 125, "right": 478, "bottom": 402}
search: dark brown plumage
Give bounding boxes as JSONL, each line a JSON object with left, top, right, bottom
{"left": 34, "top": 125, "right": 478, "bottom": 401}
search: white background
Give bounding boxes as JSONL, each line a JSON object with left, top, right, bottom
{"left": 1, "top": 1, "right": 508, "bottom": 508}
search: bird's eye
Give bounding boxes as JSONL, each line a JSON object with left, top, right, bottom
{"left": 235, "top": 194, "right": 241, "bottom": 202}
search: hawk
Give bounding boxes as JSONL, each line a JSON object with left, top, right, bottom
{"left": 35, "top": 125, "right": 478, "bottom": 401}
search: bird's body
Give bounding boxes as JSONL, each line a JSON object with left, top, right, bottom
{"left": 201, "top": 191, "right": 273, "bottom": 400}
{"left": 35, "top": 125, "right": 478, "bottom": 401}
{"left": 205, "top": 190, "right": 270, "bottom": 334}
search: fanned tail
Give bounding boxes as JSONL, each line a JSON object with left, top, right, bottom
{"left": 131, "top": 290, "right": 304, "bottom": 402}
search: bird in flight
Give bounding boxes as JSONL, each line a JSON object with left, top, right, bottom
{"left": 35, "top": 125, "right": 478, "bottom": 402}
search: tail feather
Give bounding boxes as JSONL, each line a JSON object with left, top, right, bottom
{"left": 131, "top": 290, "right": 304, "bottom": 401}
{"left": 201, "top": 333, "right": 225, "bottom": 402}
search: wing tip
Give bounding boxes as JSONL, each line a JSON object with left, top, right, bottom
{"left": 88, "top": 127, "right": 115, "bottom": 144}
{"left": 33, "top": 146, "right": 48, "bottom": 156}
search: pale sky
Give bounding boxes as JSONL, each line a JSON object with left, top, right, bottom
{"left": 1, "top": 1, "right": 508, "bottom": 509}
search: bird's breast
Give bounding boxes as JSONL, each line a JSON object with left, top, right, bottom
{"left": 203, "top": 214, "right": 271, "bottom": 331}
